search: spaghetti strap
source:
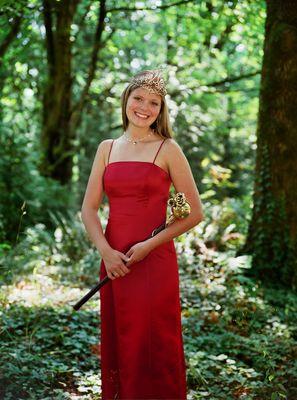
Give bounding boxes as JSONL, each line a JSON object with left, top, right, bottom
{"left": 152, "top": 138, "right": 166, "bottom": 164}
{"left": 107, "top": 139, "right": 114, "bottom": 165}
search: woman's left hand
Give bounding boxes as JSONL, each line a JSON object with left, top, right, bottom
{"left": 125, "top": 240, "right": 153, "bottom": 267}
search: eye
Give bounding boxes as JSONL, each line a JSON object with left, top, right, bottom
{"left": 134, "top": 96, "right": 141, "bottom": 100}
{"left": 152, "top": 102, "right": 159, "bottom": 106}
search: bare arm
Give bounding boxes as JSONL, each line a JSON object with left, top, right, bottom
{"left": 145, "top": 138, "right": 204, "bottom": 251}
{"left": 80, "top": 139, "right": 112, "bottom": 257}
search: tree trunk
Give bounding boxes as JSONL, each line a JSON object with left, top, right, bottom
{"left": 39, "top": 0, "right": 79, "bottom": 184}
{"left": 40, "top": 0, "right": 107, "bottom": 185}
{"left": 239, "top": 0, "right": 297, "bottom": 289}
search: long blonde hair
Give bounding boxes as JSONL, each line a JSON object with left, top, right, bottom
{"left": 120, "top": 70, "right": 174, "bottom": 139}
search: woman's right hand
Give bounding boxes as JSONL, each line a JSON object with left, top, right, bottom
{"left": 102, "top": 248, "right": 131, "bottom": 280}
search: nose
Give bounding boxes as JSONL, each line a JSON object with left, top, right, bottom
{"left": 135, "top": 107, "right": 148, "bottom": 115}
{"left": 139, "top": 103, "right": 150, "bottom": 113}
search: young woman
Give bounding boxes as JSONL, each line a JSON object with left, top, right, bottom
{"left": 81, "top": 69, "right": 204, "bottom": 400}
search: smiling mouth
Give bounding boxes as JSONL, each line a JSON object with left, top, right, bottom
{"left": 135, "top": 112, "right": 149, "bottom": 119}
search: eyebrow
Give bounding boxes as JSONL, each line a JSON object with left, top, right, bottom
{"left": 134, "top": 94, "right": 160, "bottom": 102}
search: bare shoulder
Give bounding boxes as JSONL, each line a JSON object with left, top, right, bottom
{"left": 163, "top": 137, "right": 191, "bottom": 177}
{"left": 164, "top": 137, "right": 185, "bottom": 161}
{"left": 98, "top": 138, "right": 113, "bottom": 150}
{"left": 81, "top": 139, "right": 114, "bottom": 211}
{"left": 97, "top": 138, "right": 114, "bottom": 165}
{"left": 164, "top": 137, "right": 182, "bottom": 149}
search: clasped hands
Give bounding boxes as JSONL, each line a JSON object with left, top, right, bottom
{"left": 103, "top": 240, "right": 153, "bottom": 280}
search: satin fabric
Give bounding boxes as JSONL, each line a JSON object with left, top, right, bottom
{"left": 99, "top": 140, "right": 187, "bottom": 400}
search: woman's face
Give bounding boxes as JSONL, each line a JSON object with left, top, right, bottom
{"left": 126, "top": 87, "right": 162, "bottom": 129}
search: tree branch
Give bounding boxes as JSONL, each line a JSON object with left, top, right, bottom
{"left": 203, "top": 70, "right": 261, "bottom": 87}
{"left": 168, "top": 69, "right": 261, "bottom": 97}
{"left": 70, "top": 0, "right": 107, "bottom": 129}
{"left": 0, "top": 14, "right": 22, "bottom": 59}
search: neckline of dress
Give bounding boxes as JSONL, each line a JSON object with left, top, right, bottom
{"left": 106, "top": 161, "right": 170, "bottom": 177}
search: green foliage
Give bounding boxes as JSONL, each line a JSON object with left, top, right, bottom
{"left": 0, "top": 213, "right": 105, "bottom": 398}
{"left": 1, "top": 0, "right": 296, "bottom": 398}
{"left": 0, "top": 203, "right": 296, "bottom": 399}
{"left": 0, "top": 0, "right": 27, "bottom": 14}
{"left": 176, "top": 228, "right": 297, "bottom": 400}
{"left": 73, "top": 0, "right": 262, "bottom": 205}
{"left": 0, "top": 122, "right": 75, "bottom": 244}
{"left": 1, "top": 0, "right": 265, "bottom": 205}
{"left": 0, "top": 305, "right": 100, "bottom": 399}
{"left": 0, "top": 210, "right": 102, "bottom": 287}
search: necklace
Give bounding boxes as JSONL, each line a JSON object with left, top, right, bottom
{"left": 123, "top": 130, "right": 153, "bottom": 145}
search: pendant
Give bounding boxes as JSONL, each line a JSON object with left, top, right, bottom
{"left": 133, "top": 141, "right": 137, "bottom": 145}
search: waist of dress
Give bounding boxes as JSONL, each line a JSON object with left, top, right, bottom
{"left": 108, "top": 211, "right": 166, "bottom": 221}
{"left": 107, "top": 212, "right": 167, "bottom": 233}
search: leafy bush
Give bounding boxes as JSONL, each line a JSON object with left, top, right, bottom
{"left": 0, "top": 123, "right": 75, "bottom": 244}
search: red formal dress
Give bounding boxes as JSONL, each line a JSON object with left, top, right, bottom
{"left": 99, "top": 138, "right": 187, "bottom": 400}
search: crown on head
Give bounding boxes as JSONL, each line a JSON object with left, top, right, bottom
{"left": 130, "top": 69, "right": 167, "bottom": 97}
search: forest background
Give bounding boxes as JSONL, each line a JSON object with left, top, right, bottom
{"left": 0, "top": 0, "right": 296, "bottom": 399}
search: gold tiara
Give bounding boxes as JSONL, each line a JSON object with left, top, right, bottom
{"left": 130, "top": 69, "right": 167, "bottom": 97}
